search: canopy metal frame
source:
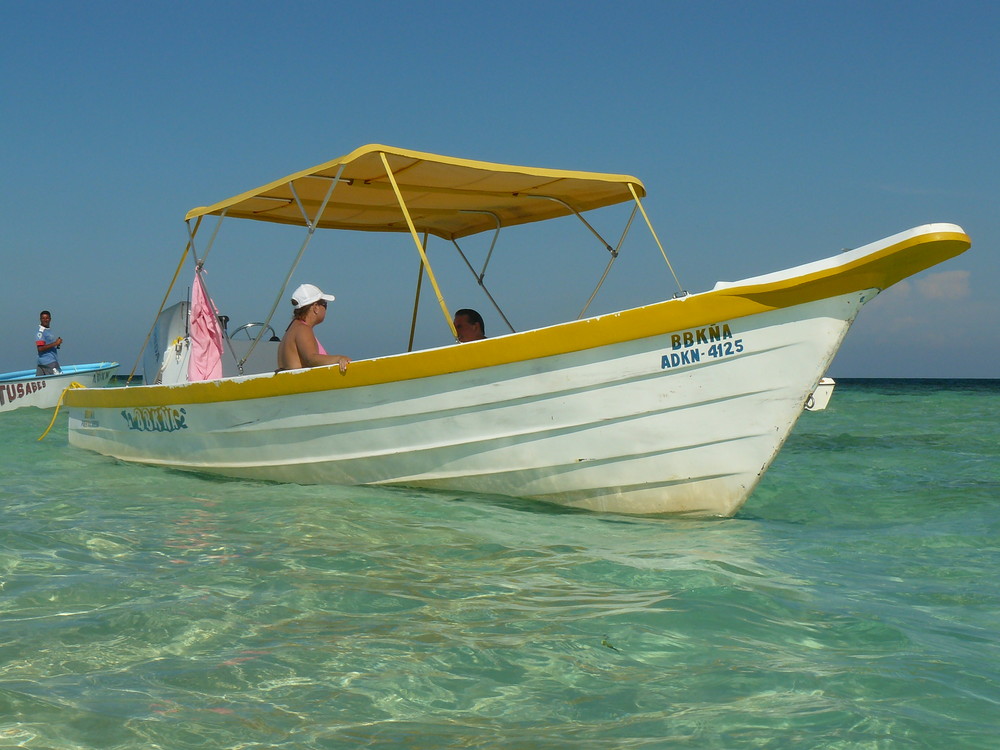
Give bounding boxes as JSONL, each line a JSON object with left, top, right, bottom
{"left": 233, "top": 168, "right": 346, "bottom": 369}
{"left": 130, "top": 145, "right": 683, "bottom": 382}
{"left": 449, "top": 211, "right": 516, "bottom": 337}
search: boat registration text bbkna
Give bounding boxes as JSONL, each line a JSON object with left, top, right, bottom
{"left": 661, "top": 323, "right": 740, "bottom": 369}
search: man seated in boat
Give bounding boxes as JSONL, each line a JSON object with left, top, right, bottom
{"left": 277, "top": 284, "right": 351, "bottom": 373}
{"left": 454, "top": 308, "right": 486, "bottom": 343}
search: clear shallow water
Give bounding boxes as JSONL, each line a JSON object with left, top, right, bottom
{"left": 2, "top": 380, "right": 998, "bottom": 748}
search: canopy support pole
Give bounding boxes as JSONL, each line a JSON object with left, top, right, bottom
{"left": 524, "top": 194, "right": 615, "bottom": 253}
{"left": 379, "top": 151, "right": 457, "bottom": 339}
{"left": 187, "top": 212, "right": 244, "bottom": 374}
{"left": 578, "top": 203, "right": 639, "bottom": 319}
{"left": 194, "top": 208, "right": 226, "bottom": 269}
{"left": 124, "top": 216, "right": 204, "bottom": 384}
{"left": 450, "top": 234, "right": 516, "bottom": 335}
{"left": 628, "top": 183, "right": 684, "bottom": 293}
{"left": 458, "top": 210, "right": 503, "bottom": 278}
{"left": 238, "top": 165, "right": 346, "bottom": 368}
{"left": 407, "top": 233, "right": 428, "bottom": 352}
{"left": 452, "top": 211, "right": 515, "bottom": 332}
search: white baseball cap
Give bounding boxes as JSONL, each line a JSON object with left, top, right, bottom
{"left": 291, "top": 283, "right": 336, "bottom": 310}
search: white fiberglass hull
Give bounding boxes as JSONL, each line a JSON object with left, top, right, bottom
{"left": 0, "top": 363, "right": 118, "bottom": 413}
{"left": 66, "top": 293, "right": 864, "bottom": 515}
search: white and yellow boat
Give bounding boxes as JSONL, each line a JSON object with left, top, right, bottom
{"left": 64, "top": 145, "right": 969, "bottom": 515}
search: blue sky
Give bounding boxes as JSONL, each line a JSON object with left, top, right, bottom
{"left": 3, "top": 1, "right": 997, "bottom": 377}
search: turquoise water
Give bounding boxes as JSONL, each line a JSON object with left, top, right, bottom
{"left": 2, "top": 380, "right": 998, "bottom": 748}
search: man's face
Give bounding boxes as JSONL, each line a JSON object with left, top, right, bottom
{"left": 454, "top": 314, "right": 481, "bottom": 342}
{"left": 40, "top": 313, "right": 51, "bottom": 328}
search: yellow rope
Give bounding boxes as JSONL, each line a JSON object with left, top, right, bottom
{"left": 38, "top": 382, "right": 86, "bottom": 441}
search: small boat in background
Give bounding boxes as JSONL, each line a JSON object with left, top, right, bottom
{"left": 805, "top": 377, "right": 836, "bottom": 411}
{"left": 0, "top": 363, "right": 119, "bottom": 413}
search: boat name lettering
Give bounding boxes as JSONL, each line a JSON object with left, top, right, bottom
{"left": 671, "top": 323, "right": 733, "bottom": 350}
{"left": 0, "top": 379, "right": 46, "bottom": 406}
{"left": 121, "top": 406, "right": 188, "bottom": 432}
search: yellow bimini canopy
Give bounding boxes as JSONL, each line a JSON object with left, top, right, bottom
{"left": 184, "top": 144, "right": 647, "bottom": 240}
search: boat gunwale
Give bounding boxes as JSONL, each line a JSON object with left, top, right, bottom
{"left": 0, "top": 362, "right": 119, "bottom": 384}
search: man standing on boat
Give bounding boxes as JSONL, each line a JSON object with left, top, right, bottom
{"left": 277, "top": 284, "right": 351, "bottom": 374}
{"left": 35, "top": 310, "right": 63, "bottom": 375}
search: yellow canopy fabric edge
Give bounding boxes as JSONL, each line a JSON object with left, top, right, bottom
{"left": 184, "top": 144, "right": 647, "bottom": 237}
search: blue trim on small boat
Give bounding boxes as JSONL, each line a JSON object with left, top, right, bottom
{"left": 0, "top": 362, "right": 119, "bottom": 384}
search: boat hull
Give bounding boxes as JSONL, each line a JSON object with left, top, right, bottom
{"left": 65, "top": 293, "right": 864, "bottom": 515}
{"left": 63, "top": 222, "right": 970, "bottom": 516}
{"left": 0, "top": 363, "right": 119, "bottom": 413}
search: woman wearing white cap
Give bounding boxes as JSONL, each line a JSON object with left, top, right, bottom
{"left": 277, "top": 283, "right": 351, "bottom": 373}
